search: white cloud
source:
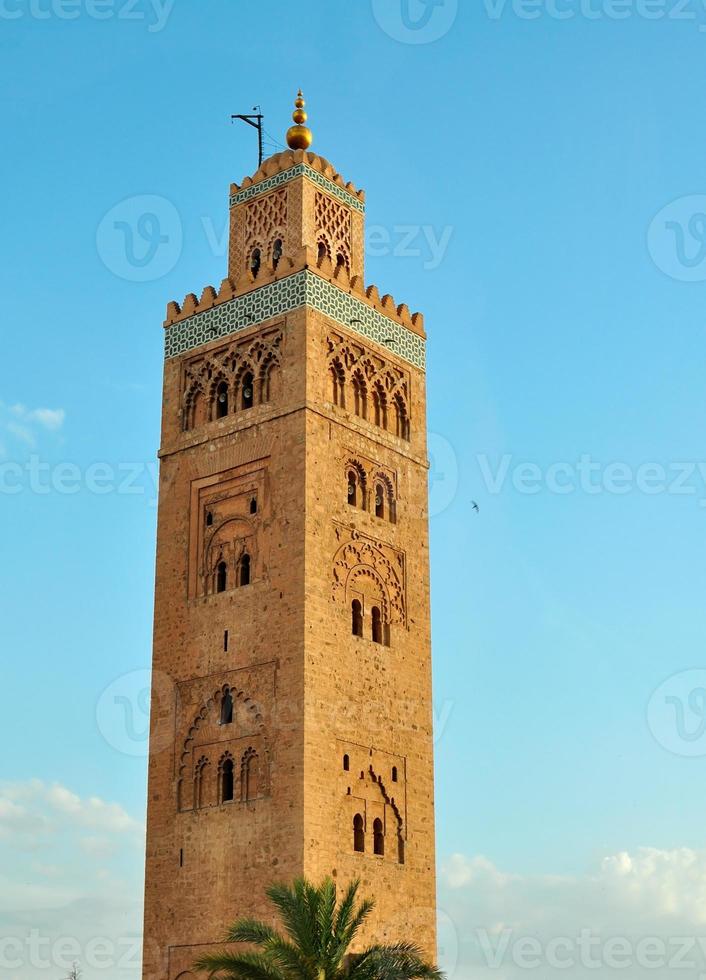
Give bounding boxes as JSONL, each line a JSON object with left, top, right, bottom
{"left": 439, "top": 849, "right": 706, "bottom": 979}
{"left": 0, "top": 401, "right": 65, "bottom": 452}
{"left": 0, "top": 781, "right": 143, "bottom": 980}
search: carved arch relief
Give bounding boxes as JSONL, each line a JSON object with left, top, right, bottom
{"left": 332, "top": 526, "right": 406, "bottom": 628}
{"left": 177, "top": 684, "right": 270, "bottom": 812}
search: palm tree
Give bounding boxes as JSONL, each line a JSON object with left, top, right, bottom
{"left": 195, "top": 877, "right": 443, "bottom": 980}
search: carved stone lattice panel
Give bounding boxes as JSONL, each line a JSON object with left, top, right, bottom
{"left": 164, "top": 271, "right": 426, "bottom": 371}
{"left": 332, "top": 524, "right": 406, "bottom": 626}
{"left": 315, "top": 191, "right": 352, "bottom": 266}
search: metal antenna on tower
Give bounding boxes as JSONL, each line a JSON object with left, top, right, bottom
{"left": 231, "top": 105, "right": 264, "bottom": 168}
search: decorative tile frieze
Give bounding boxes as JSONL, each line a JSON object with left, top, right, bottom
{"left": 230, "top": 164, "right": 366, "bottom": 214}
{"left": 164, "top": 272, "right": 426, "bottom": 371}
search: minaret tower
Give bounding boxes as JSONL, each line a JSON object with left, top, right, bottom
{"left": 142, "top": 94, "right": 437, "bottom": 980}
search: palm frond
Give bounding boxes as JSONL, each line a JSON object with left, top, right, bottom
{"left": 266, "top": 879, "right": 319, "bottom": 958}
{"left": 225, "top": 918, "right": 280, "bottom": 946}
{"left": 347, "top": 943, "right": 444, "bottom": 980}
{"left": 193, "top": 950, "right": 288, "bottom": 980}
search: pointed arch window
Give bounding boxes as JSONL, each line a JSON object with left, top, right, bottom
{"left": 375, "top": 484, "right": 385, "bottom": 520}
{"left": 394, "top": 395, "right": 410, "bottom": 441}
{"left": 272, "top": 238, "right": 283, "bottom": 270}
{"left": 353, "top": 814, "right": 365, "bottom": 853}
{"left": 347, "top": 470, "right": 359, "bottom": 509}
{"left": 351, "top": 600, "right": 363, "bottom": 638}
{"left": 206, "top": 510, "right": 214, "bottom": 527}
{"left": 352, "top": 374, "right": 367, "bottom": 420}
{"left": 317, "top": 240, "right": 329, "bottom": 264}
{"left": 330, "top": 361, "right": 345, "bottom": 407}
{"left": 236, "top": 553, "right": 251, "bottom": 587}
{"left": 392, "top": 766, "right": 398, "bottom": 783}
{"left": 215, "top": 381, "right": 229, "bottom": 419}
{"left": 241, "top": 372, "right": 254, "bottom": 410}
{"left": 371, "top": 606, "right": 384, "bottom": 645}
{"left": 373, "top": 385, "right": 387, "bottom": 430}
{"left": 343, "top": 754, "right": 350, "bottom": 772}
{"left": 250, "top": 497, "right": 258, "bottom": 515}
{"left": 221, "top": 757, "right": 235, "bottom": 803}
{"left": 220, "top": 690, "right": 233, "bottom": 726}
{"left": 250, "top": 247, "right": 261, "bottom": 278}
{"left": 373, "top": 818, "right": 385, "bottom": 857}
{"left": 216, "top": 561, "right": 227, "bottom": 594}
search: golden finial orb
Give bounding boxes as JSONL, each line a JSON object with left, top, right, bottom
{"left": 286, "top": 89, "right": 313, "bottom": 151}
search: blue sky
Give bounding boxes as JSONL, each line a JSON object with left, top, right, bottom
{"left": 2, "top": 1, "right": 706, "bottom": 977}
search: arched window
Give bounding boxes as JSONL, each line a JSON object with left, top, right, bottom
{"left": 237, "top": 553, "right": 251, "bottom": 587}
{"left": 352, "top": 375, "right": 367, "bottom": 420}
{"left": 250, "top": 497, "right": 258, "bottom": 515}
{"left": 375, "top": 484, "right": 385, "bottom": 520}
{"left": 215, "top": 381, "right": 229, "bottom": 419}
{"left": 272, "top": 238, "right": 283, "bottom": 270}
{"left": 398, "top": 838, "right": 405, "bottom": 865}
{"left": 347, "top": 470, "right": 358, "bottom": 508}
{"left": 352, "top": 600, "right": 363, "bottom": 638}
{"left": 392, "top": 766, "right": 398, "bottom": 783}
{"left": 371, "top": 606, "right": 383, "bottom": 645}
{"left": 242, "top": 749, "right": 259, "bottom": 802}
{"left": 330, "top": 361, "right": 345, "bottom": 407}
{"left": 343, "top": 754, "right": 350, "bottom": 772}
{"left": 317, "top": 240, "right": 329, "bottom": 264}
{"left": 394, "top": 396, "right": 410, "bottom": 441}
{"left": 373, "top": 818, "right": 385, "bottom": 856}
{"left": 336, "top": 253, "right": 347, "bottom": 272}
{"left": 353, "top": 814, "right": 365, "bottom": 853}
{"left": 373, "top": 386, "right": 387, "bottom": 430}
{"left": 220, "top": 690, "right": 233, "bottom": 726}
{"left": 241, "top": 372, "right": 254, "bottom": 410}
{"left": 206, "top": 511, "right": 213, "bottom": 527}
{"left": 250, "top": 248, "right": 261, "bottom": 278}
{"left": 216, "top": 561, "right": 227, "bottom": 594}
{"left": 221, "top": 758, "right": 234, "bottom": 803}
